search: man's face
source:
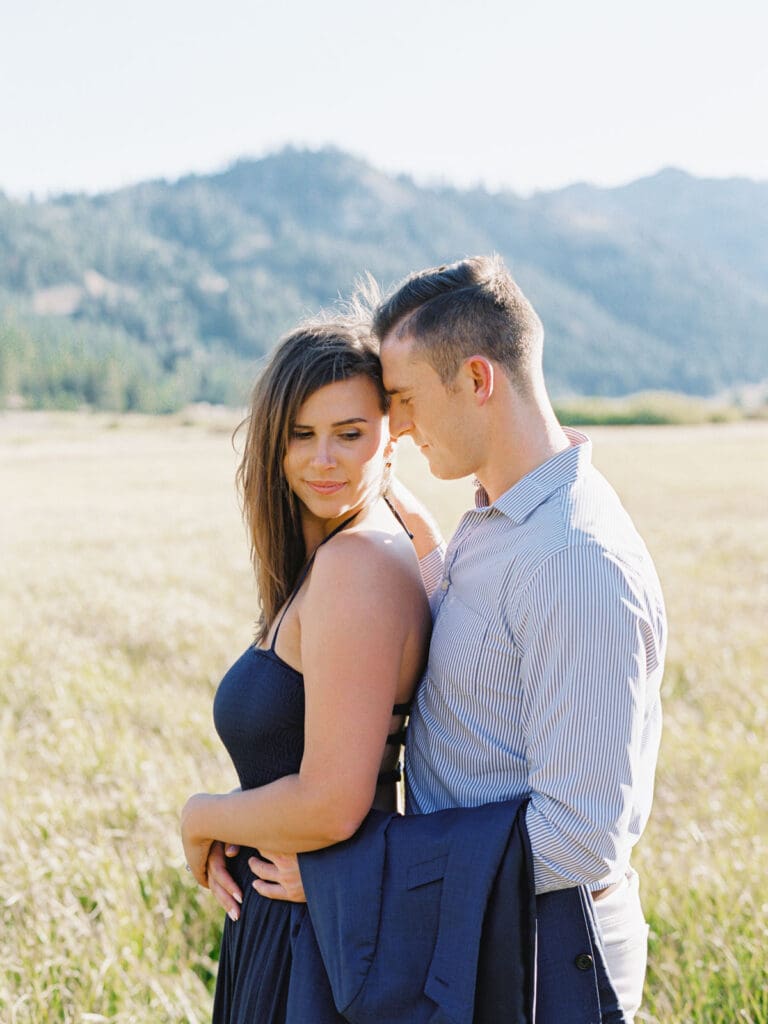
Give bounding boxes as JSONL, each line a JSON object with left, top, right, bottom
{"left": 380, "top": 332, "right": 479, "bottom": 480}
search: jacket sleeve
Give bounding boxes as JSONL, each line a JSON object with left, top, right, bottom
{"left": 298, "top": 811, "right": 391, "bottom": 1012}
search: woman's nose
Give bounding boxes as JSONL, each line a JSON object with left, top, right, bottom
{"left": 310, "top": 439, "right": 336, "bottom": 467}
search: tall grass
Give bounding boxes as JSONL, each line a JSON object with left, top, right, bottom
{"left": 553, "top": 391, "right": 755, "bottom": 426}
{"left": 1, "top": 412, "right": 766, "bottom": 1022}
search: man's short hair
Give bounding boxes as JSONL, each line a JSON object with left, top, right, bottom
{"left": 372, "top": 255, "right": 544, "bottom": 390}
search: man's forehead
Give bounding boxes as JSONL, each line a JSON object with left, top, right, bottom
{"left": 380, "top": 332, "right": 419, "bottom": 391}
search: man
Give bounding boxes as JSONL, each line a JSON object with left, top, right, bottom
{"left": 373, "top": 255, "right": 665, "bottom": 1022}
{"left": 209, "top": 256, "right": 666, "bottom": 1022}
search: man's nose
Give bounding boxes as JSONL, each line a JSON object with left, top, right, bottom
{"left": 388, "top": 404, "right": 413, "bottom": 439}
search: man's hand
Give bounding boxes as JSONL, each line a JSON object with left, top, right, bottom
{"left": 250, "top": 850, "right": 306, "bottom": 903}
{"left": 207, "top": 841, "right": 244, "bottom": 921}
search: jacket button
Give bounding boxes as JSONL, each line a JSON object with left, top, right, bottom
{"left": 574, "top": 953, "right": 594, "bottom": 971}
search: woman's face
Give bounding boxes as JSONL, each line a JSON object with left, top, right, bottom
{"left": 283, "top": 375, "right": 388, "bottom": 536}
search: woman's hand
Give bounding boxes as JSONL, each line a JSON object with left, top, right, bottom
{"left": 250, "top": 850, "right": 306, "bottom": 903}
{"left": 181, "top": 793, "right": 216, "bottom": 887}
{"left": 207, "top": 841, "right": 244, "bottom": 921}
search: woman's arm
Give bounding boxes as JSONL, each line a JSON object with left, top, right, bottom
{"left": 182, "top": 534, "right": 419, "bottom": 885}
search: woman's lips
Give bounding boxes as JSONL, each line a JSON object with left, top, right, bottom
{"left": 306, "top": 481, "right": 346, "bottom": 494}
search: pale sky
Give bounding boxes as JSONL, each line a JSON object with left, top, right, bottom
{"left": 1, "top": 0, "right": 766, "bottom": 199}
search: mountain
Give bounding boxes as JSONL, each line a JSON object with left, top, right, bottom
{"left": 1, "top": 148, "right": 766, "bottom": 411}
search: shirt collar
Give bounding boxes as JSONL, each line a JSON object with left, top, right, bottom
{"left": 474, "top": 428, "right": 592, "bottom": 523}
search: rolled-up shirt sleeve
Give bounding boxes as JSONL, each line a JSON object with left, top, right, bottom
{"left": 418, "top": 544, "right": 446, "bottom": 600}
{"left": 517, "top": 543, "right": 664, "bottom": 893}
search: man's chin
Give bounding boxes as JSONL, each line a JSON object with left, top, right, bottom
{"left": 422, "top": 453, "right": 467, "bottom": 482}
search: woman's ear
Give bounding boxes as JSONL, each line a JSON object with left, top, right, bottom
{"left": 381, "top": 438, "right": 396, "bottom": 495}
{"left": 383, "top": 437, "right": 397, "bottom": 466}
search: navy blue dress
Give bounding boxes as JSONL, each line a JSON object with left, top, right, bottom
{"left": 210, "top": 516, "right": 406, "bottom": 1023}
{"left": 211, "top": 639, "right": 316, "bottom": 1023}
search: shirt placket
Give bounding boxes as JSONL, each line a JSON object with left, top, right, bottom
{"left": 432, "top": 508, "right": 493, "bottom": 617}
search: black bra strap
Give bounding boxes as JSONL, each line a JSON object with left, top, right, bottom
{"left": 271, "top": 511, "right": 361, "bottom": 651}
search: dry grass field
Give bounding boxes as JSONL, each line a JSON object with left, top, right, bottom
{"left": 1, "top": 411, "right": 766, "bottom": 1023}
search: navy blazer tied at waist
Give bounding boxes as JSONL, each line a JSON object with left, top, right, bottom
{"left": 295, "top": 797, "right": 536, "bottom": 1023}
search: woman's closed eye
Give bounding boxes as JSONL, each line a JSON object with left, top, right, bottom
{"left": 290, "top": 428, "right": 363, "bottom": 441}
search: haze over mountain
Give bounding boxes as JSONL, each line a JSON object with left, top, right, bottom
{"left": 1, "top": 147, "right": 766, "bottom": 411}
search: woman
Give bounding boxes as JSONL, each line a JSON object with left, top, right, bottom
{"left": 181, "top": 313, "right": 433, "bottom": 1022}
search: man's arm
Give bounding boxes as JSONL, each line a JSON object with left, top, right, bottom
{"left": 517, "top": 545, "right": 664, "bottom": 893}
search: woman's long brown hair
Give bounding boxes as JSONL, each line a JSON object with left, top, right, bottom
{"left": 236, "top": 313, "right": 387, "bottom": 644}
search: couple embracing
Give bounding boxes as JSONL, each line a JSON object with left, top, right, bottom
{"left": 182, "top": 255, "right": 666, "bottom": 1023}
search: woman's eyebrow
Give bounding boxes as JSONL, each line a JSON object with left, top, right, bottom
{"left": 293, "top": 417, "right": 369, "bottom": 428}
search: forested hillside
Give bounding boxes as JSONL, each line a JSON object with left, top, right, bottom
{"left": 1, "top": 148, "right": 766, "bottom": 411}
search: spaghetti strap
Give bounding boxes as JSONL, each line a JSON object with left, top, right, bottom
{"left": 270, "top": 511, "right": 361, "bottom": 651}
{"left": 383, "top": 494, "right": 414, "bottom": 539}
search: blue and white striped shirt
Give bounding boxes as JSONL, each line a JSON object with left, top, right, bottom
{"left": 405, "top": 429, "right": 666, "bottom": 894}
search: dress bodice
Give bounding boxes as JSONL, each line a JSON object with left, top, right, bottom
{"left": 213, "top": 646, "right": 305, "bottom": 791}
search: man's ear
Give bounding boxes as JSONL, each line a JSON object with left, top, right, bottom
{"left": 465, "top": 356, "right": 494, "bottom": 405}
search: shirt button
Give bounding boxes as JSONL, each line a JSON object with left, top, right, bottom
{"left": 574, "top": 953, "right": 594, "bottom": 971}
{"left": 440, "top": 579, "right": 450, "bottom": 591}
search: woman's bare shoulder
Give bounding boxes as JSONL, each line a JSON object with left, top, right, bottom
{"left": 301, "top": 530, "right": 430, "bottom": 659}
{"left": 316, "top": 528, "right": 417, "bottom": 580}
{"left": 306, "top": 530, "right": 424, "bottom": 613}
